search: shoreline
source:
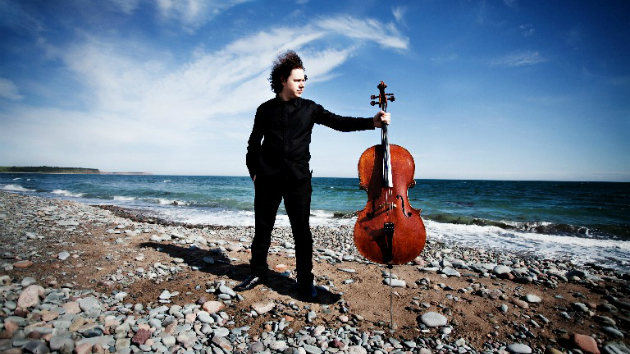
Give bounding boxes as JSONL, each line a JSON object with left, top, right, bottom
{"left": 1, "top": 172, "right": 152, "bottom": 175}
{"left": 1, "top": 191, "right": 629, "bottom": 354}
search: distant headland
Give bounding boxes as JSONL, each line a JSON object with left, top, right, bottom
{"left": 0, "top": 166, "right": 151, "bottom": 175}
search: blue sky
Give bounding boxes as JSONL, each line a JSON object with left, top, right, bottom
{"left": 1, "top": 0, "right": 629, "bottom": 181}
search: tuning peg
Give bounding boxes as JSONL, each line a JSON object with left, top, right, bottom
{"left": 370, "top": 95, "right": 379, "bottom": 99}
{"left": 370, "top": 101, "right": 378, "bottom": 106}
{"left": 388, "top": 96, "right": 395, "bottom": 102}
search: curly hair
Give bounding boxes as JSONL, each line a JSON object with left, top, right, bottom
{"left": 269, "top": 50, "right": 307, "bottom": 94}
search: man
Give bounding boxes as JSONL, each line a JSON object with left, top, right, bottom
{"left": 237, "top": 50, "right": 390, "bottom": 301}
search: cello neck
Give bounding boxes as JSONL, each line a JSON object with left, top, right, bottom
{"left": 373, "top": 81, "right": 394, "bottom": 188}
{"left": 381, "top": 120, "right": 393, "bottom": 187}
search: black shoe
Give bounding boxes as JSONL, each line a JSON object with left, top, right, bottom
{"left": 298, "top": 283, "right": 318, "bottom": 302}
{"left": 234, "top": 275, "right": 267, "bottom": 291}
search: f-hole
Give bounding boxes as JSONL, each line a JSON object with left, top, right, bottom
{"left": 396, "top": 195, "right": 412, "bottom": 217}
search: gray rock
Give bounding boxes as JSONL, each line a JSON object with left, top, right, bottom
{"left": 420, "top": 312, "right": 447, "bottom": 327}
{"left": 602, "top": 342, "right": 630, "bottom": 354}
{"left": 196, "top": 311, "right": 214, "bottom": 324}
{"left": 148, "top": 318, "right": 162, "bottom": 329}
{"left": 566, "top": 269, "right": 588, "bottom": 278}
{"left": 493, "top": 265, "right": 511, "bottom": 275}
{"left": 303, "top": 344, "right": 323, "bottom": 354}
{"left": 21, "top": 277, "right": 37, "bottom": 287}
{"left": 524, "top": 294, "right": 541, "bottom": 303}
{"left": 383, "top": 278, "right": 406, "bottom": 287}
{"left": 23, "top": 339, "right": 50, "bottom": 354}
{"left": 75, "top": 336, "right": 115, "bottom": 350}
{"left": 572, "top": 302, "right": 589, "bottom": 312}
{"left": 77, "top": 296, "right": 101, "bottom": 317}
{"left": 602, "top": 326, "right": 625, "bottom": 339}
{"left": 161, "top": 335, "right": 176, "bottom": 347}
{"left": 547, "top": 271, "right": 568, "bottom": 282}
{"left": 404, "top": 340, "right": 418, "bottom": 348}
{"left": 213, "top": 327, "right": 230, "bottom": 337}
{"left": 347, "top": 345, "right": 368, "bottom": 354}
{"left": 177, "top": 330, "right": 197, "bottom": 348}
{"left": 450, "top": 259, "right": 468, "bottom": 268}
{"left": 50, "top": 335, "right": 74, "bottom": 352}
{"left": 514, "top": 276, "right": 533, "bottom": 284}
{"left": 595, "top": 315, "right": 616, "bottom": 326}
{"left": 58, "top": 251, "right": 70, "bottom": 261}
{"left": 248, "top": 342, "right": 265, "bottom": 353}
{"left": 440, "top": 259, "right": 453, "bottom": 268}
{"left": 251, "top": 302, "right": 275, "bottom": 315}
{"left": 339, "top": 268, "right": 356, "bottom": 273}
{"left": 219, "top": 285, "right": 236, "bottom": 297}
{"left": 270, "top": 340, "right": 288, "bottom": 351}
{"left": 507, "top": 343, "right": 532, "bottom": 354}
{"left": 441, "top": 267, "right": 461, "bottom": 277}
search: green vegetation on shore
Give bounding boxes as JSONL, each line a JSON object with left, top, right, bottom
{"left": 0, "top": 166, "right": 101, "bottom": 174}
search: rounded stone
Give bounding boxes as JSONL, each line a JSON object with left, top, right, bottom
{"left": 131, "top": 329, "right": 151, "bottom": 345}
{"left": 219, "top": 285, "right": 236, "bottom": 297}
{"left": 602, "top": 326, "right": 624, "bottom": 339}
{"left": 58, "top": 251, "right": 71, "bottom": 260}
{"left": 420, "top": 312, "right": 448, "bottom": 327}
{"left": 21, "top": 277, "right": 37, "bottom": 287}
{"left": 213, "top": 327, "right": 230, "bottom": 337}
{"left": 161, "top": 335, "right": 176, "bottom": 347}
{"left": 384, "top": 278, "right": 406, "bottom": 287}
{"left": 524, "top": 294, "right": 542, "bottom": 303}
{"left": 17, "top": 285, "right": 45, "bottom": 309}
{"left": 507, "top": 343, "right": 532, "bottom": 354}
{"left": 572, "top": 333, "right": 600, "bottom": 354}
{"left": 202, "top": 301, "right": 225, "bottom": 314}
{"left": 14, "top": 260, "right": 34, "bottom": 268}
{"left": 196, "top": 311, "right": 214, "bottom": 324}
{"left": 493, "top": 265, "right": 511, "bottom": 274}
{"left": 77, "top": 297, "right": 101, "bottom": 316}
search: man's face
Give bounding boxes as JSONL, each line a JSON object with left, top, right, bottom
{"left": 281, "top": 68, "right": 306, "bottom": 100}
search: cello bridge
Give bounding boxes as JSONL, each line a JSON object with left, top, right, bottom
{"left": 378, "top": 202, "right": 396, "bottom": 211}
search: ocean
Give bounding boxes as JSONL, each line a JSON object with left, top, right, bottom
{"left": 2, "top": 174, "right": 629, "bottom": 272}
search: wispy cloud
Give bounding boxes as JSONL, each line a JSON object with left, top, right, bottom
{"left": 392, "top": 6, "right": 407, "bottom": 25}
{"left": 0, "top": 14, "right": 408, "bottom": 174}
{"left": 0, "top": 78, "right": 23, "bottom": 101}
{"left": 431, "top": 53, "right": 459, "bottom": 64}
{"left": 109, "top": 0, "right": 142, "bottom": 14}
{"left": 520, "top": 24, "right": 535, "bottom": 37}
{"left": 490, "top": 50, "right": 547, "bottom": 67}
{"left": 316, "top": 15, "right": 409, "bottom": 50}
{"left": 0, "top": 0, "right": 43, "bottom": 34}
{"left": 155, "top": 0, "right": 253, "bottom": 32}
{"left": 564, "top": 28, "right": 582, "bottom": 50}
{"left": 503, "top": 0, "right": 518, "bottom": 9}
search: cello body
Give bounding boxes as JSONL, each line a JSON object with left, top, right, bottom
{"left": 353, "top": 81, "right": 426, "bottom": 265}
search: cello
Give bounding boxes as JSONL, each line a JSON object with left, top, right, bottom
{"left": 353, "top": 81, "right": 426, "bottom": 265}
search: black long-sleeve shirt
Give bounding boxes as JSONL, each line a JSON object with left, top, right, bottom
{"left": 246, "top": 96, "right": 375, "bottom": 180}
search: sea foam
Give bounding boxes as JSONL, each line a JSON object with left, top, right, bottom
{"left": 52, "top": 189, "right": 85, "bottom": 198}
{"left": 425, "top": 220, "right": 630, "bottom": 270}
{"left": 113, "top": 196, "right": 136, "bottom": 201}
{"left": 2, "top": 184, "right": 34, "bottom": 192}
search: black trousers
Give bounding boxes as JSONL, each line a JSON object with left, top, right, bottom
{"left": 250, "top": 175, "right": 314, "bottom": 285}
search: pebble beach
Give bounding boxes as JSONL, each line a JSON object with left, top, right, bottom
{"left": 1, "top": 191, "right": 629, "bottom": 354}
